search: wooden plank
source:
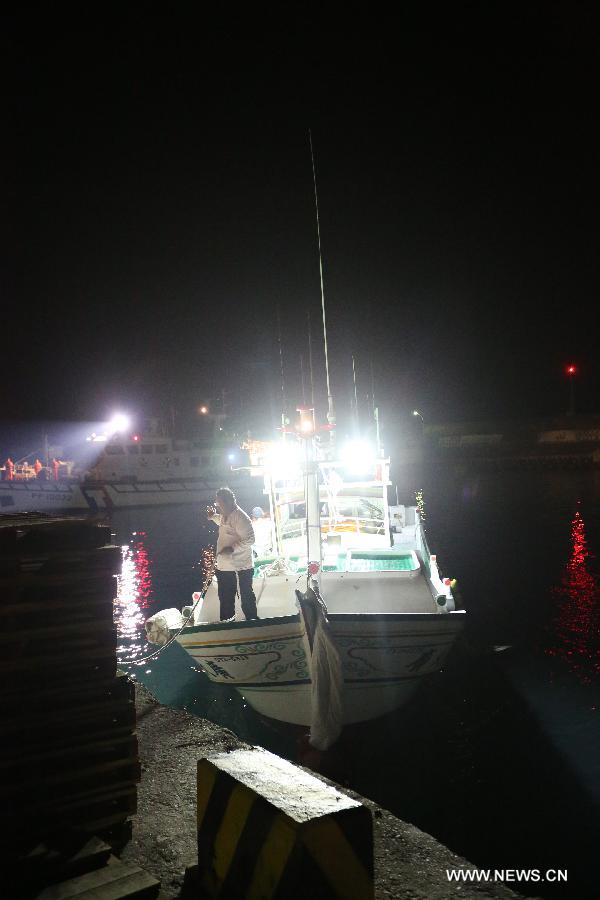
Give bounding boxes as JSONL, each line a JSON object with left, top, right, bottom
{"left": 2, "top": 764, "right": 142, "bottom": 806}
{"left": 4, "top": 789, "right": 138, "bottom": 836}
{"left": 0, "top": 672, "right": 133, "bottom": 709}
{"left": 0, "top": 601, "right": 115, "bottom": 625}
{"left": 21, "top": 836, "right": 113, "bottom": 890}
{"left": 22, "top": 672, "right": 131, "bottom": 702}
{"left": 0, "top": 547, "right": 121, "bottom": 571}
{"left": 0, "top": 733, "right": 138, "bottom": 770}
{"left": 0, "top": 635, "right": 118, "bottom": 671}
{"left": 0, "top": 569, "right": 120, "bottom": 590}
{"left": 3, "top": 618, "right": 117, "bottom": 643}
{"left": 10, "top": 785, "right": 138, "bottom": 818}
{"left": 31, "top": 856, "right": 159, "bottom": 899}
{"left": 1, "top": 698, "right": 135, "bottom": 740}
{"left": 0, "top": 581, "right": 118, "bottom": 611}
{"left": 4, "top": 658, "right": 118, "bottom": 691}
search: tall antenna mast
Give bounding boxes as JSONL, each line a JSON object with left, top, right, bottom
{"left": 307, "top": 309, "right": 315, "bottom": 408}
{"left": 352, "top": 354, "right": 359, "bottom": 430}
{"left": 309, "top": 129, "right": 335, "bottom": 435}
{"left": 300, "top": 354, "right": 306, "bottom": 405}
{"left": 276, "top": 304, "right": 287, "bottom": 435}
{"left": 370, "top": 358, "right": 381, "bottom": 455}
{"left": 370, "top": 358, "right": 376, "bottom": 416}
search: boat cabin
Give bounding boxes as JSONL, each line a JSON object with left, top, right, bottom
{"left": 263, "top": 449, "right": 392, "bottom": 558}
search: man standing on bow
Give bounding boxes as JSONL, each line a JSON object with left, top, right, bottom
{"left": 206, "top": 487, "right": 258, "bottom": 621}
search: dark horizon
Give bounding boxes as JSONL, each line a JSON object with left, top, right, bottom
{"left": 6, "top": 8, "right": 600, "bottom": 444}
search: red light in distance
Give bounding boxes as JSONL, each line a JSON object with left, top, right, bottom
{"left": 566, "top": 365, "right": 576, "bottom": 375}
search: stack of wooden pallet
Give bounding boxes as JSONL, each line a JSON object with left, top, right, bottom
{"left": 19, "top": 835, "right": 161, "bottom": 899}
{"left": 0, "top": 515, "right": 140, "bottom": 853}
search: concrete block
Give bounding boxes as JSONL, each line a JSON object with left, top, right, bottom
{"left": 197, "top": 747, "right": 373, "bottom": 899}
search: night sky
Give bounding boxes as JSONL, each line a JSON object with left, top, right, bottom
{"left": 5, "top": 7, "right": 600, "bottom": 454}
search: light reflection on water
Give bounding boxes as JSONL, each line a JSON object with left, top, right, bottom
{"left": 546, "top": 503, "right": 600, "bottom": 688}
{"left": 114, "top": 534, "right": 155, "bottom": 668}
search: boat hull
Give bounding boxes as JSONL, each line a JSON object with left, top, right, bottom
{"left": 0, "top": 477, "right": 260, "bottom": 513}
{"left": 176, "top": 610, "right": 465, "bottom": 726}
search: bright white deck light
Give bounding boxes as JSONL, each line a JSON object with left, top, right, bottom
{"left": 341, "top": 440, "right": 374, "bottom": 473}
{"left": 109, "top": 413, "right": 131, "bottom": 433}
{"left": 267, "top": 440, "right": 302, "bottom": 477}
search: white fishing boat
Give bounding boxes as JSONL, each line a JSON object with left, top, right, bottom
{"left": 146, "top": 421, "right": 466, "bottom": 748}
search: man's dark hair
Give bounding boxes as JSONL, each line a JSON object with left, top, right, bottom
{"left": 216, "top": 487, "right": 236, "bottom": 503}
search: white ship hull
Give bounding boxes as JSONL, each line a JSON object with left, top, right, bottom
{"left": 0, "top": 477, "right": 260, "bottom": 514}
{"left": 176, "top": 608, "right": 465, "bottom": 726}
{"left": 172, "top": 565, "right": 465, "bottom": 727}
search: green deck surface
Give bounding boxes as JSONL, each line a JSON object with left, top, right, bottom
{"left": 254, "top": 551, "right": 417, "bottom": 576}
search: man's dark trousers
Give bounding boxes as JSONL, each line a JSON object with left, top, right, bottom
{"left": 216, "top": 569, "right": 258, "bottom": 620}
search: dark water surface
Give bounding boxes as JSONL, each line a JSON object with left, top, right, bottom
{"left": 113, "top": 467, "right": 600, "bottom": 898}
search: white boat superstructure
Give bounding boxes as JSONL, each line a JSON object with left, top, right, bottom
{"left": 146, "top": 430, "right": 466, "bottom": 746}
{"left": 0, "top": 433, "right": 259, "bottom": 513}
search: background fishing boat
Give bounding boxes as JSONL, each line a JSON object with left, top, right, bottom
{"left": 0, "top": 421, "right": 261, "bottom": 513}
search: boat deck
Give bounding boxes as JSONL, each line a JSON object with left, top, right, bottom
{"left": 253, "top": 548, "right": 419, "bottom": 577}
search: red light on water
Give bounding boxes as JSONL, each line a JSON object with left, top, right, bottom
{"left": 545, "top": 506, "right": 600, "bottom": 685}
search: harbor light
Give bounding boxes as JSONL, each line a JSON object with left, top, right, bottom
{"left": 109, "top": 413, "right": 131, "bottom": 433}
{"left": 566, "top": 364, "right": 577, "bottom": 416}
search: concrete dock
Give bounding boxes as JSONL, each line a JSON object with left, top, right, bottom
{"left": 122, "top": 682, "right": 527, "bottom": 899}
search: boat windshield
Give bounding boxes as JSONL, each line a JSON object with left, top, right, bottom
{"left": 273, "top": 472, "right": 390, "bottom": 554}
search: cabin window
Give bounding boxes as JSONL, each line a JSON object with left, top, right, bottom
{"left": 105, "top": 445, "right": 125, "bottom": 454}
{"left": 155, "top": 444, "right": 168, "bottom": 454}
{"left": 1, "top": 496, "right": 15, "bottom": 507}
{"left": 190, "top": 457, "right": 200, "bottom": 466}
{"left": 127, "top": 446, "right": 140, "bottom": 454}
{"left": 141, "top": 445, "right": 154, "bottom": 455}
{"left": 289, "top": 502, "right": 306, "bottom": 520}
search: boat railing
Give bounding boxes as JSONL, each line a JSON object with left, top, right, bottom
{"left": 415, "top": 514, "right": 432, "bottom": 577}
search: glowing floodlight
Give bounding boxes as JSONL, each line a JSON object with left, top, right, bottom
{"left": 109, "top": 413, "right": 130, "bottom": 433}
{"left": 267, "top": 440, "right": 302, "bottom": 478}
{"left": 341, "top": 440, "right": 374, "bottom": 474}
{"left": 296, "top": 407, "right": 315, "bottom": 435}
